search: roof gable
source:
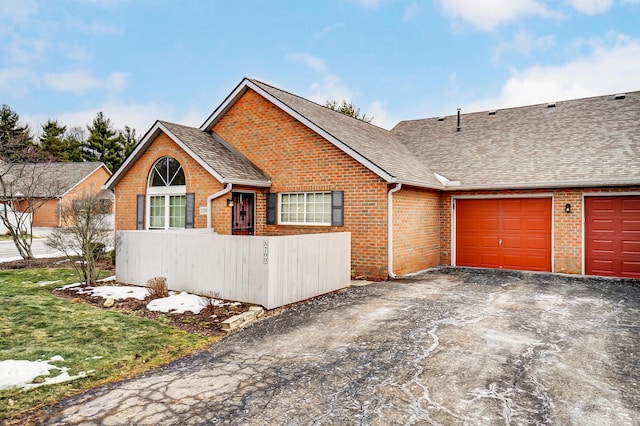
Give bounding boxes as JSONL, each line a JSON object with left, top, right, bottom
{"left": 200, "top": 78, "right": 443, "bottom": 189}
{"left": 0, "top": 162, "right": 110, "bottom": 198}
{"left": 105, "top": 120, "right": 270, "bottom": 190}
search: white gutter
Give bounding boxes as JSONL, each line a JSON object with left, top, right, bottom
{"left": 387, "top": 183, "right": 402, "bottom": 279}
{"left": 207, "top": 183, "right": 233, "bottom": 229}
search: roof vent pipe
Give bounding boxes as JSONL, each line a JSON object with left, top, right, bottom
{"left": 456, "top": 108, "right": 461, "bottom": 132}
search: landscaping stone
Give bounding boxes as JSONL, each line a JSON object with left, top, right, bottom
{"left": 221, "top": 308, "right": 264, "bottom": 331}
{"left": 103, "top": 298, "right": 115, "bottom": 308}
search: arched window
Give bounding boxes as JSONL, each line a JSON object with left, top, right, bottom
{"left": 147, "top": 157, "right": 187, "bottom": 229}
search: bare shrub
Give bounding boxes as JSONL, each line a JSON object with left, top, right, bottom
{"left": 199, "top": 290, "right": 221, "bottom": 314}
{"left": 147, "top": 277, "right": 168, "bottom": 299}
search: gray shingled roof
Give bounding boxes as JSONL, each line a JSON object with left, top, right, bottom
{"left": 250, "top": 80, "right": 441, "bottom": 188}
{"left": 392, "top": 91, "right": 640, "bottom": 189}
{"left": 160, "top": 121, "right": 270, "bottom": 184}
{"left": 1, "top": 162, "right": 108, "bottom": 197}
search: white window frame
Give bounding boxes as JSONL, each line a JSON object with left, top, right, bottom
{"left": 147, "top": 186, "right": 187, "bottom": 230}
{"left": 278, "top": 191, "right": 332, "bottom": 226}
{"left": 146, "top": 156, "right": 187, "bottom": 230}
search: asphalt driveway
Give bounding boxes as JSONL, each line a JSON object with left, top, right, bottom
{"left": 45, "top": 269, "right": 639, "bottom": 425}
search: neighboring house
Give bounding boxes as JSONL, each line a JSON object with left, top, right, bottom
{"left": 13, "top": 162, "right": 112, "bottom": 227}
{"left": 105, "top": 78, "right": 640, "bottom": 279}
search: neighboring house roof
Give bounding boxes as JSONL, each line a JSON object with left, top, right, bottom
{"left": 201, "top": 78, "right": 443, "bottom": 189}
{"left": 106, "top": 120, "right": 271, "bottom": 190}
{"left": 0, "top": 162, "right": 110, "bottom": 198}
{"left": 392, "top": 91, "right": 640, "bottom": 190}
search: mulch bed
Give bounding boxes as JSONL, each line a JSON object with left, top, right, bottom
{"left": 2, "top": 256, "right": 254, "bottom": 337}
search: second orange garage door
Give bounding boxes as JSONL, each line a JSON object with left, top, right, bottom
{"left": 455, "top": 198, "right": 552, "bottom": 272}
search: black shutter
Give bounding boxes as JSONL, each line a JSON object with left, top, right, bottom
{"left": 331, "top": 190, "right": 344, "bottom": 226}
{"left": 266, "top": 192, "right": 277, "bottom": 225}
{"left": 185, "top": 193, "right": 195, "bottom": 229}
{"left": 136, "top": 195, "right": 145, "bottom": 230}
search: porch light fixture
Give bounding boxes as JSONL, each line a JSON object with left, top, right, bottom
{"left": 565, "top": 203, "right": 571, "bottom": 213}
{"left": 227, "top": 198, "right": 234, "bottom": 207}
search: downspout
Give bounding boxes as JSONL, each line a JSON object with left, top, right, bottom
{"left": 57, "top": 197, "right": 62, "bottom": 227}
{"left": 207, "top": 183, "right": 233, "bottom": 230}
{"left": 387, "top": 183, "right": 402, "bottom": 279}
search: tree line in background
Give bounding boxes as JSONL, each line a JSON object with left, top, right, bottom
{"left": 0, "top": 104, "right": 137, "bottom": 172}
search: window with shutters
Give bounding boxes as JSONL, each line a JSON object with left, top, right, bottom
{"left": 279, "top": 192, "right": 332, "bottom": 225}
{"left": 147, "top": 156, "right": 187, "bottom": 229}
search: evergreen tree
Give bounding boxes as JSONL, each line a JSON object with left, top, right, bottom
{"left": 63, "top": 126, "right": 87, "bottom": 162}
{"left": 118, "top": 125, "right": 137, "bottom": 159}
{"left": 0, "top": 104, "right": 36, "bottom": 161}
{"left": 325, "top": 99, "right": 373, "bottom": 123}
{"left": 39, "top": 119, "right": 67, "bottom": 161}
{"left": 85, "top": 112, "right": 123, "bottom": 171}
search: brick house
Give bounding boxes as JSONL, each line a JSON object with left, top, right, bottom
{"left": 14, "top": 162, "right": 112, "bottom": 227}
{"left": 105, "top": 79, "right": 640, "bottom": 279}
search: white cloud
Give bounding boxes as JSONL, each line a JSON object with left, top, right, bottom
{"left": 492, "top": 30, "right": 555, "bottom": 62}
{"left": 436, "top": 0, "right": 560, "bottom": 31}
{"left": 0, "top": 67, "right": 39, "bottom": 97}
{"left": 348, "top": 0, "right": 382, "bottom": 7}
{"left": 25, "top": 101, "right": 194, "bottom": 137}
{"left": 7, "top": 36, "right": 48, "bottom": 64}
{"left": 569, "top": 0, "right": 614, "bottom": 14}
{"left": 403, "top": 3, "right": 420, "bottom": 20}
{"left": 43, "top": 70, "right": 129, "bottom": 94}
{"left": 465, "top": 35, "right": 640, "bottom": 112}
{"left": 288, "top": 53, "right": 327, "bottom": 73}
{"left": 368, "top": 100, "right": 398, "bottom": 130}
{"left": 0, "top": 0, "right": 38, "bottom": 23}
{"left": 314, "top": 23, "right": 345, "bottom": 38}
{"left": 307, "top": 75, "right": 352, "bottom": 105}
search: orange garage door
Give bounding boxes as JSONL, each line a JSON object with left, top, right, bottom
{"left": 585, "top": 196, "right": 640, "bottom": 278}
{"left": 455, "top": 198, "right": 552, "bottom": 272}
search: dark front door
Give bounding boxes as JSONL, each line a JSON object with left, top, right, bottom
{"left": 232, "top": 192, "right": 254, "bottom": 235}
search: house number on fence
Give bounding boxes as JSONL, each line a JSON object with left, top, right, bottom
{"left": 263, "top": 240, "right": 269, "bottom": 264}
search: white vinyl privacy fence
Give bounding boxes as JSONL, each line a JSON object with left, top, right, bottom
{"left": 116, "top": 230, "right": 351, "bottom": 309}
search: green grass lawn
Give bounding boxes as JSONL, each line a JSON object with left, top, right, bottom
{"left": 0, "top": 268, "right": 213, "bottom": 421}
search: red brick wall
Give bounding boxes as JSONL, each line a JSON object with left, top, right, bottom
{"left": 440, "top": 187, "right": 640, "bottom": 275}
{"left": 392, "top": 186, "right": 441, "bottom": 275}
{"left": 212, "top": 89, "right": 390, "bottom": 279}
{"left": 28, "top": 199, "right": 59, "bottom": 227}
{"left": 114, "top": 133, "right": 226, "bottom": 231}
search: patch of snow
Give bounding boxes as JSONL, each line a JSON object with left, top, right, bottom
{"left": 97, "top": 275, "right": 116, "bottom": 282}
{"left": 0, "top": 356, "right": 92, "bottom": 391}
{"left": 84, "top": 356, "right": 103, "bottom": 360}
{"left": 73, "top": 285, "right": 148, "bottom": 300}
{"left": 147, "top": 292, "right": 206, "bottom": 314}
{"left": 38, "top": 280, "right": 61, "bottom": 286}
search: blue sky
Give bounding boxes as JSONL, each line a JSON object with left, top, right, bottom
{"left": 1, "top": 0, "right": 639, "bottom": 135}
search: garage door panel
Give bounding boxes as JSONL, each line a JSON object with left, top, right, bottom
{"left": 622, "top": 220, "right": 640, "bottom": 232}
{"left": 590, "top": 239, "right": 614, "bottom": 252}
{"left": 622, "top": 240, "right": 640, "bottom": 253}
{"left": 502, "top": 236, "right": 522, "bottom": 248}
{"left": 590, "top": 219, "right": 615, "bottom": 232}
{"left": 503, "top": 218, "right": 522, "bottom": 230}
{"left": 480, "top": 218, "right": 499, "bottom": 230}
{"left": 622, "top": 199, "right": 640, "bottom": 211}
{"left": 525, "top": 217, "right": 548, "bottom": 231}
{"left": 622, "top": 261, "right": 640, "bottom": 276}
{"left": 586, "top": 196, "right": 640, "bottom": 278}
{"left": 526, "top": 236, "right": 548, "bottom": 250}
{"left": 455, "top": 198, "right": 551, "bottom": 272}
{"left": 480, "top": 236, "right": 499, "bottom": 248}
{"left": 590, "top": 199, "right": 615, "bottom": 212}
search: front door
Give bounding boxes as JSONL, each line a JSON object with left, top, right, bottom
{"left": 231, "top": 192, "right": 254, "bottom": 235}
